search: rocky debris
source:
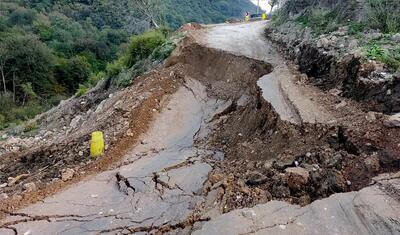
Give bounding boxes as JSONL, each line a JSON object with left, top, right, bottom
{"left": 23, "top": 182, "right": 37, "bottom": 192}
{"left": 194, "top": 176, "right": 400, "bottom": 235}
{"left": 8, "top": 174, "right": 29, "bottom": 187}
{"left": 285, "top": 167, "right": 310, "bottom": 189}
{"left": 392, "top": 33, "right": 400, "bottom": 42}
{"left": 364, "top": 155, "right": 380, "bottom": 173}
{"left": 265, "top": 21, "right": 400, "bottom": 114}
{"left": 61, "top": 168, "right": 75, "bottom": 181}
{"left": 384, "top": 113, "right": 400, "bottom": 127}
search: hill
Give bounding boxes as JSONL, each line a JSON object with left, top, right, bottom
{"left": 0, "top": 0, "right": 255, "bottom": 129}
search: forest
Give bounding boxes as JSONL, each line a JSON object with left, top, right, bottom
{"left": 0, "top": 0, "right": 255, "bottom": 129}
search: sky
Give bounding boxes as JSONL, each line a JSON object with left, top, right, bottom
{"left": 251, "top": 0, "right": 272, "bottom": 12}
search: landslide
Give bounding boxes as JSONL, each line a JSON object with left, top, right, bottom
{"left": 168, "top": 38, "right": 400, "bottom": 212}
{"left": 0, "top": 31, "right": 399, "bottom": 219}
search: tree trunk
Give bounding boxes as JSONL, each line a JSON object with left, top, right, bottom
{"left": 151, "top": 18, "right": 159, "bottom": 28}
{"left": 12, "top": 72, "right": 16, "bottom": 102}
{"left": 0, "top": 66, "right": 6, "bottom": 93}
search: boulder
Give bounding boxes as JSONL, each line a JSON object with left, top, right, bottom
{"left": 285, "top": 167, "right": 310, "bottom": 186}
{"left": 384, "top": 113, "right": 400, "bottom": 127}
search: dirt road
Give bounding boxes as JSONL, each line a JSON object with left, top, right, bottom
{"left": 1, "top": 21, "right": 399, "bottom": 235}
{"left": 203, "top": 21, "right": 331, "bottom": 124}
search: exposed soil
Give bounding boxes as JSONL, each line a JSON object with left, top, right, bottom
{"left": 265, "top": 24, "right": 400, "bottom": 114}
{"left": 0, "top": 23, "right": 399, "bottom": 233}
{"left": 0, "top": 66, "right": 183, "bottom": 217}
{"left": 167, "top": 38, "right": 400, "bottom": 212}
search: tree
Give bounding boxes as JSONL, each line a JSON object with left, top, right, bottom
{"left": 268, "top": 0, "right": 279, "bottom": 13}
{"left": 0, "top": 31, "right": 55, "bottom": 101}
{"left": 133, "top": 0, "right": 162, "bottom": 28}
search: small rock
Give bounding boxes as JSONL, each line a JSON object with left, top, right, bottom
{"left": 23, "top": 182, "right": 37, "bottom": 192}
{"left": 384, "top": 113, "right": 400, "bottom": 127}
{"left": 392, "top": 33, "right": 400, "bottom": 42}
{"left": 305, "top": 152, "right": 312, "bottom": 158}
{"left": 24, "top": 230, "right": 32, "bottom": 235}
{"left": 61, "top": 168, "right": 75, "bottom": 181}
{"left": 69, "top": 115, "right": 82, "bottom": 129}
{"left": 241, "top": 210, "right": 256, "bottom": 219}
{"left": 364, "top": 155, "right": 380, "bottom": 172}
{"left": 78, "top": 151, "right": 84, "bottom": 156}
{"left": 335, "top": 100, "right": 347, "bottom": 109}
{"left": 346, "top": 180, "right": 352, "bottom": 186}
{"left": 285, "top": 167, "right": 310, "bottom": 191}
{"left": 0, "top": 183, "right": 7, "bottom": 188}
{"left": 91, "top": 194, "right": 98, "bottom": 198}
{"left": 246, "top": 171, "right": 267, "bottom": 186}
{"left": 348, "top": 40, "right": 358, "bottom": 49}
{"left": 0, "top": 193, "right": 8, "bottom": 199}
{"left": 366, "top": 112, "right": 377, "bottom": 122}
{"left": 1, "top": 134, "right": 7, "bottom": 139}
{"left": 12, "top": 194, "right": 22, "bottom": 201}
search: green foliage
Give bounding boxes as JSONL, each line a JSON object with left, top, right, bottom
{"left": 106, "top": 57, "right": 126, "bottom": 77}
{"left": 126, "top": 30, "right": 166, "bottom": 68}
{"left": 365, "top": 0, "right": 400, "bottom": 33}
{"left": 0, "top": 0, "right": 257, "bottom": 129}
{"left": 76, "top": 85, "right": 89, "bottom": 97}
{"left": 363, "top": 41, "right": 400, "bottom": 70}
{"left": 23, "top": 121, "right": 39, "bottom": 133}
{"left": 295, "top": 8, "right": 342, "bottom": 34}
{"left": 348, "top": 22, "right": 365, "bottom": 35}
{"left": 0, "top": 92, "right": 44, "bottom": 130}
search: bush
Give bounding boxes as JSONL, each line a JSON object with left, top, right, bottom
{"left": 106, "top": 57, "right": 126, "bottom": 77}
{"left": 76, "top": 85, "right": 89, "bottom": 97}
{"left": 363, "top": 41, "right": 400, "bottom": 70}
{"left": 365, "top": 0, "right": 400, "bottom": 33}
{"left": 348, "top": 22, "right": 365, "bottom": 35}
{"left": 125, "top": 29, "right": 166, "bottom": 68}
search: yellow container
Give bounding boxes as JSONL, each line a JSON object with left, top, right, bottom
{"left": 90, "top": 131, "right": 105, "bottom": 158}
{"left": 245, "top": 15, "right": 250, "bottom": 22}
{"left": 262, "top": 13, "right": 267, "bottom": 20}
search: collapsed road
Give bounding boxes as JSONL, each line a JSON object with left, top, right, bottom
{"left": 1, "top": 21, "right": 400, "bottom": 235}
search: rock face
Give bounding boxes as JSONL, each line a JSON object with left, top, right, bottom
{"left": 194, "top": 175, "right": 400, "bottom": 235}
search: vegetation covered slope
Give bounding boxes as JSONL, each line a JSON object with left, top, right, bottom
{"left": 0, "top": 0, "right": 255, "bottom": 129}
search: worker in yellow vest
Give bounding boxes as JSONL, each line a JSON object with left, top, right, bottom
{"left": 245, "top": 11, "right": 250, "bottom": 22}
{"left": 262, "top": 13, "right": 267, "bottom": 20}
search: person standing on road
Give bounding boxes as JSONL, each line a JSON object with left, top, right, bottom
{"left": 245, "top": 11, "right": 250, "bottom": 22}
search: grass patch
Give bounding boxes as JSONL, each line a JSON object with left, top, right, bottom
{"left": 363, "top": 41, "right": 400, "bottom": 70}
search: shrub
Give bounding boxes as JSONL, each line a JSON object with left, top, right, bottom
{"left": 125, "top": 29, "right": 166, "bottom": 68}
{"left": 348, "top": 22, "right": 365, "bottom": 35}
{"left": 365, "top": 0, "right": 400, "bottom": 33}
{"left": 106, "top": 57, "right": 126, "bottom": 77}
{"left": 363, "top": 41, "right": 400, "bottom": 70}
{"left": 76, "top": 85, "right": 89, "bottom": 97}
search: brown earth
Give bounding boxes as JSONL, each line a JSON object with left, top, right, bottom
{"left": 0, "top": 67, "right": 183, "bottom": 218}
{"left": 0, "top": 26, "right": 399, "bottom": 224}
